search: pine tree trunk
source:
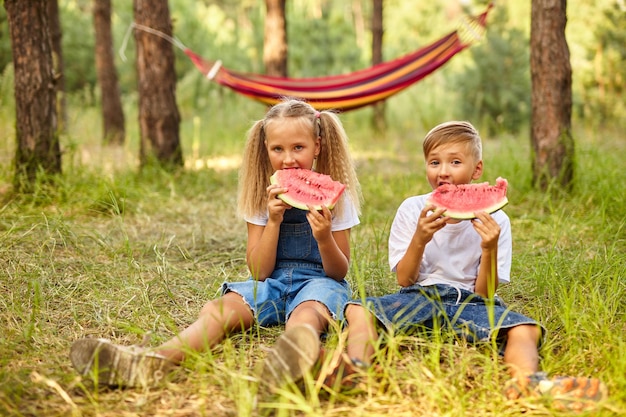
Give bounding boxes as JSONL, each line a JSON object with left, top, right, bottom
{"left": 94, "top": 0, "right": 125, "bottom": 145}
{"left": 133, "top": 0, "right": 182, "bottom": 169}
{"left": 47, "top": 0, "right": 67, "bottom": 133}
{"left": 371, "top": 0, "right": 386, "bottom": 133}
{"left": 530, "top": 0, "right": 574, "bottom": 191}
{"left": 264, "top": 0, "right": 287, "bottom": 77}
{"left": 5, "top": 0, "right": 61, "bottom": 192}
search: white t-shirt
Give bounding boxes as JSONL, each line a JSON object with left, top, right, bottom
{"left": 245, "top": 194, "right": 360, "bottom": 231}
{"left": 388, "top": 193, "right": 512, "bottom": 292}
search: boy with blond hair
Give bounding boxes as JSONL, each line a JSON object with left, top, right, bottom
{"left": 276, "top": 121, "right": 607, "bottom": 412}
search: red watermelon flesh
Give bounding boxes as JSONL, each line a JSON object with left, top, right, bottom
{"left": 428, "top": 177, "right": 508, "bottom": 219}
{"left": 270, "top": 169, "right": 346, "bottom": 211}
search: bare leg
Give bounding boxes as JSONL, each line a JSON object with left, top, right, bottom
{"left": 503, "top": 324, "right": 541, "bottom": 381}
{"left": 69, "top": 292, "right": 254, "bottom": 387}
{"left": 285, "top": 300, "right": 332, "bottom": 335}
{"left": 156, "top": 292, "right": 255, "bottom": 364}
{"left": 261, "top": 300, "right": 328, "bottom": 387}
{"left": 502, "top": 324, "right": 607, "bottom": 410}
{"left": 345, "top": 304, "right": 378, "bottom": 364}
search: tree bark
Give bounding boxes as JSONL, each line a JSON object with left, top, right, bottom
{"left": 94, "top": 0, "right": 126, "bottom": 145}
{"left": 5, "top": 0, "right": 61, "bottom": 192}
{"left": 371, "top": 0, "right": 386, "bottom": 133}
{"left": 530, "top": 0, "right": 574, "bottom": 190}
{"left": 47, "top": 0, "right": 67, "bottom": 133}
{"left": 264, "top": 0, "right": 287, "bottom": 77}
{"left": 133, "top": 0, "right": 182, "bottom": 169}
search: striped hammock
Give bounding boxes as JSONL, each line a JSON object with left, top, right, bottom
{"left": 129, "top": 5, "right": 491, "bottom": 111}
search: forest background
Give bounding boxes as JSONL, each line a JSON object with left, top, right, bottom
{"left": 1, "top": 0, "right": 625, "bottom": 150}
{"left": 0, "top": 1, "right": 625, "bottom": 416}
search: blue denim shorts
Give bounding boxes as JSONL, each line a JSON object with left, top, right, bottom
{"left": 222, "top": 261, "right": 351, "bottom": 326}
{"left": 346, "top": 284, "right": 544, "bottom": 348}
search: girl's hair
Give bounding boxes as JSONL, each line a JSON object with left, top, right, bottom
{"left": 238, "top": 98, "right": 362, "bottom": 218}
{"left": 422, "top": 121, "right": 482, "bottom": 162}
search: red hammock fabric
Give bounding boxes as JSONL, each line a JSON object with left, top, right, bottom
{"left": 185, "top": 6, "right": 491, "bottom": 111}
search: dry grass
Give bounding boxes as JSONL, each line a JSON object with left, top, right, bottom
{"left": 0, "top": 124, "right": 625, "bottom": 416}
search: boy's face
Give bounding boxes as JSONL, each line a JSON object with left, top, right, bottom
{"left": 425, "top": 142, "right": 483, "bottom": 190}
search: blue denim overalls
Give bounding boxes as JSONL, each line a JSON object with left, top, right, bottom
{"left": 223, "top": 208, "right": 351, "bottom": 325}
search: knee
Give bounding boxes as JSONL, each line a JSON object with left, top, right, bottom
{"left": 345, "top": 304, "right": 367, "bottom": 324}
{"left": 508, "top": 324, "right": 541, "bottom": 345}
{"left": 199, "top": 293, "right": 248, "bottom": 320}
{"left": 199, "top": 298, "right": 225, "bottom": 320}
{"left": 291, "top": 301, "right": 329, "bottom": 322}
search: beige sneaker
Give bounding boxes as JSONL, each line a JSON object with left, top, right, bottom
{"left": 70, "top": 338, "right": 174, "bottom": 388}
{"left": 262, "top": 325, "right": 321, "bottom": 388}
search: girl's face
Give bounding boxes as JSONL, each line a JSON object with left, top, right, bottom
{"left": 264, "top": 118, "right": 320, "bottom": 171}
{"left": 425, "top": 142, "right": 483, "bottom": 190}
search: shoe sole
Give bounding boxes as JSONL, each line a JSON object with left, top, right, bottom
{"left": 262, "top": 325, "right": 321, "bottom": 388}
{"left": 541, "top": 377, "right": 608, "bottom": 411}
{"left": 70, "top": 338, "right": 172, "bottom": 388}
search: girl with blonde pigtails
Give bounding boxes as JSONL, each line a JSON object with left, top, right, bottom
{"left": 69, "top": 98, "right": 362, "bottom": 389}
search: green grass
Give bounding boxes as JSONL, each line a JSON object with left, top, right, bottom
{"left": 0, "top": 100, "right": 625, "bottom": 416}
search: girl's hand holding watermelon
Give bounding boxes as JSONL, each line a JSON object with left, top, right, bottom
{"left": 306, "top": 204, "right": 333, "bottom": 243}
{"left": 266, "top": 183, "right": 291, "bottom": 223}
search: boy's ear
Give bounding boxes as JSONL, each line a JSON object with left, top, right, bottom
{"left": 472, "top": 160, "right": 484, "bottom": 180}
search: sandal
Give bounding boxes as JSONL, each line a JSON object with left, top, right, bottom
{"left": 319, "top": 353, "right": 370, "bottom": 393}
{"left": 504, "top": 371, "right": 608, "bottom": 411}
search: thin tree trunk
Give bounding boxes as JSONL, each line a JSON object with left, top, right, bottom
{"left": 133, "top": 0, "right": 182, "bottom": 169}
{"left": 5, "top": 0, "right": 61, "bottom": 192}
{"left": 371, "top": 0, "right": 386, "bottom": 133}
{"left": 94, "top": 0, "right": 125, "bottom": 145}
{"left": 264, "top": 0, "right": 287, "bottom": 77}
{"left": 352, "top": 0, "right": 365, "bottom": 49}
{"left": 47, "top": 0, "right": 67, "bottom": 133}
{"left": 530, "top": 0, "right": 574, "bottom": 191}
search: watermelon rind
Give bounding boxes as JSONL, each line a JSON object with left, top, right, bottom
{"left": 435, "top": 197, "right": 508, "bottom": 220}
{"left": 270, "top": 169, "right": 346, "bottom": 211}
{"left": 427, "top": 177, "right": 509, "bottom": 220}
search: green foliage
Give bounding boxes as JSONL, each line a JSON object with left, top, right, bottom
{"left": 2, "top": 1, "right": 624, "bottom": 132}
{"left": 453, "top": 6, "right": 531, "bottom": 135}
{"left": 288, "top": 6, "right": 363, "bottom": 77}
{"left": 383, "top": 1, "right": 451, "bottom": 57}
{"left": 0, "top": 4, "right": 11, "bottom": 72}
{"left": 577, "top": 2, "right": 626, "bottom": 129}
{"left": 0, "top": 63, "right": 14, "bottom": 115}
{"left": 58, "top": 0, "right": 97, "bottom": 92}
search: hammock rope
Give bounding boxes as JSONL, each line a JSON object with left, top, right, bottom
{"left": 126, "top": 4, "right": 492, "bottom": 111}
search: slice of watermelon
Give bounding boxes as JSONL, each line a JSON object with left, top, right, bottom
{"left": 428, "top": 177, "right": 508, "bottom": 220}
{"left": 270, "top": 169, "right": 346, "bottom": 211}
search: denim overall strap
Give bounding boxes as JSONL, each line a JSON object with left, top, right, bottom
{"left": 275, "top": 208, "right": 322, "bottom": 268}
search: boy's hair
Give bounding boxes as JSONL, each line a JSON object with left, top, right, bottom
{"left": 422, "top": 121, "right": 482, "bottom": 162}
{"left": 238, "top": 98, "right": 362, "bottom": 218}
